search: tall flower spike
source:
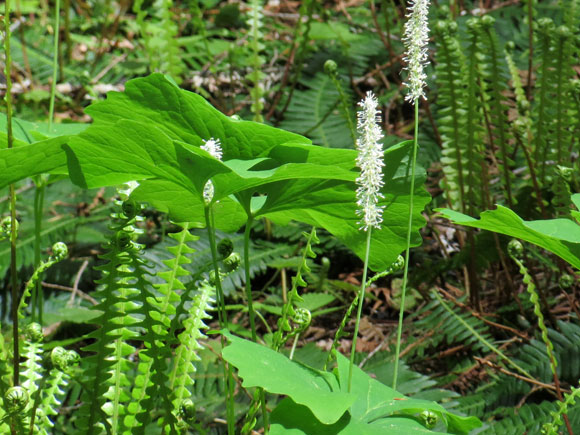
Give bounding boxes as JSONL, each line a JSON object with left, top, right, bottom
{"left": 403, "top": 0, "right": 431, "bottom": 103}
{"left": 355, "top": 92, "right": 385, "bottom": 231}
{"left": 201, "top": 138, "right": 223, "bottom": 204}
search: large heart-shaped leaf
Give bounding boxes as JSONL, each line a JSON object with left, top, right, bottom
{"left": 0, "top": 137, "right": 70, "bottom": 188}
{"left": 221, "top": 331, "right": 356, "bottom": 425}
{"left": 0, "top": 112, "right": 88, "bottom": 148}
{"left": 334, "top": 353, "right": 480, "bottom": 434}
{"left": 438, "top": 206, "right": 580, "bottom": 270}
{"left": 222, "top": 332, "right": 481, "bottom": 433}
{"left": 80, "top": 73, "right": 308, "bottom": 160}
{"left": 270, "top": 398, "right": 436, "bottom": 434}
{"left": 65, "top": 74, "right": 429, "bottom": 271}
{"left": 0, "top": 113, "right": 88, "bottom": 189}
{"left": 262, "top": 141, "right": 430, "bottom": 271}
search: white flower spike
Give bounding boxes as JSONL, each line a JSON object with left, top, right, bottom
{"left": 355, "top": 92, "right": 385, "bottom": 231}
{"left": 201, "top": 138, "right": 223, "bottom": 204}
{"left": 403, "top": 0, "right": 431, "bottom": 103}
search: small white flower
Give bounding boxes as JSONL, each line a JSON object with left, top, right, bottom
{"left": 403, "top": 0, "right": 431, "bottom": 103}
{"left": 201, "top": 138, "right": 223, "bottom": 161}
{"left": 201, "top": 138, "right": 223, "bottom": 204}
{"left": 355, "top": 92, "right": 385, "bottom": 231}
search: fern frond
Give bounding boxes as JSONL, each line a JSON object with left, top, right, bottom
{"left": 486, "top": 400, "right": 580, "bottom": 434}
{"left": 471, "top": 16, "right": 515, "bottom": 208}
{"left": 464, "top": 18, "right": 488, "bottom": 213}
{"left": 280, "top": 72, "right": 354, "bottom": 148}
{"left": 169, "top": 281, "right": 214, "bottom": 428}
{"left": 133, "top": 0, "right": 184, "bottom": 80}
{"left": 127, "top": 222, "right": 200, "bottom": 432}
{"left": 273, "top": 228, "right": 319, "bottom": 352}
{"left": 74, "top": 202, "right": 146, "bottom": 434}
{"left": 508, "top": 241, "right": 557, "bottom": 379}
{"left": 36, "top": 348, "right": 79, "bottom": 434}
{"left": 247, "top": 0, "right": 266, "bottom": 122}
{"left": 433, "top": 20, "right": 469, "bottom": 211}
{"left": 533, "top": 19, "right": 577, "bottom": 184}
{"left": 18, "top": 242, "right": 67, "bottom": 320}
{"left": 544, "top": 385, "right": 580, "bottom": 434}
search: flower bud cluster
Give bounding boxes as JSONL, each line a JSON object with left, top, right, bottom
{"left": 403, "top": 0, "right": 431, "bottom": 103}
{"left": 201, "top": 138, "right": 223, "bottom": 204}
{"left": 355, "top": 91, "right": 385, "bottom": 231}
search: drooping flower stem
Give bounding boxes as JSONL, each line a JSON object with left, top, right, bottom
{"left": 348, "top": 228, "right": 372, "bottom": 392}
{"left": 393, "top": 102, "right": 419, "bottom": 389}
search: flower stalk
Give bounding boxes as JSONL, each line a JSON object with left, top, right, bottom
{"left": 349, "top": 91, "right": 385, "bottom": 392}
{"left": 394, "top": 0, "right": 430, "bottom": 390}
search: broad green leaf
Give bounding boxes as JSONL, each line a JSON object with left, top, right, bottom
{"left": 0, "top": 113, "right": 88, "bottom": 189}
{"left": 571, "top": 193, "right": 580, "bottom": 211}
{"left": 131, "top": 179, "right": 247, "bottom": 232}
{"left": 222, "top": 332, "right": 480, "bottom": 433}
{"left": 66, "top": 119, "right": 213, "bottom": 191}
{"left": 438, "top": 206, "right": 580, "bottom": 270}
{"left": 0, "top": 112, "right": 88, "bottom": 146}
{"left": 270, "top": 398, "right": 437, "bottom": 434}
{"left": 309, "top": 21, "right": 363, "bottom": 42}
{"left": 0, "top": 137, "right": 70, "bottom": 189}
{"left": 335, "top": 353, "right": 481, "bottom": 434}
{"left": 263, "top": 141, "right": 430, "bottom": 271}
{"left": 65, "top": 75, "right": 429, "bottom": 272}
{"left": 221, "top": 331, "right": 356, "bottom": 425}
{"left": 295, "top": 293, "right": 336, "bottom": 312}
{"left": 81, "top": 73, "right": 309, "bottom": 160}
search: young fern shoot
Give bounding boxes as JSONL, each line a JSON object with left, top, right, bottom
{"left": 394, "top": 0, "right": 430, "bottom": 390}
{"left": 348, "top": 91, "right": 385, "bottom": 392}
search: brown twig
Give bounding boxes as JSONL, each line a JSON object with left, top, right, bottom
{"left": 474, "top": 356, "right": 570, "bottom": 395}
{"left": 42, "top": 281, "right": 97, "bottom": 305}
{"left": 437, "top": 286, "right": 530, "bottom": 341}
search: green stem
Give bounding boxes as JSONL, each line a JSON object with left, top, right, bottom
{"left": 4, "top": 0, "right": 20, "bottom": 388}
{"left": 243, "top": 216, "right": 257, "bottom": 342}
{"left": 393, "top": 101, "right": 419, "bottom": 390}
{"left": 31, "top": 181, "right": 46, "bottom": 323}
{"left": 204, "top": 206, "right": 226, "bottom": 327}
{"left": 348, "top": 228, "right": 372, "bottom": 392}
{"left": 289, "top": 334, "right": 299, "bottom": 360}
{"left": 204, "top": 206, "right": 235, "bottom": 433}
{"left": 329, "top": 73, "right": 356, "bottom": 143}
{"left": 243, "top": 216, "right": 268, "bottom": 432}
{"left": 260, "top": 389, "right": 269, "bottom": 434}
{"left": 48, "top": 0, "right": 61, "bottom": 130}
